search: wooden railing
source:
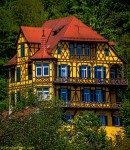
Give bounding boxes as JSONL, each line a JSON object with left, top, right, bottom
{"left": 62, "top": 102, "right": 122, "bottom": 109}
{"left": 53, "top": 77, "right": 128, "bottom": 86}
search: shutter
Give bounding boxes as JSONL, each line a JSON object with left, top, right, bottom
{"left": 79, "top": 66, "right": 82, "bottom": 77}
{"left": 103, "top": 67, "right": 106, "bottom": 78}
{"left": 67, "top": 89, "right": 71, "bottom": 102}
{"left": 82, "top": 90, "right": 84, "bottom": 102}
{"left": 94, "top": 66, "right": 97, "bottom": 78}
{"left": 105, "top": 116, "right": 108, "bottom": 126}
{"left": 58, "top": 65, "right": 61, "bottom": 77}
{"left": 112, "top": 116, "right": 115, "bottom": 126}
{"left": 58, "top": 89, "right": 61, "bottom": 99}
{"left": 67, "top": 65, "right": 70, "bottom": 77}
{"left": 88, "top": 66, "right": 91, "bottom": 78}
{"left": 102, "top": 91, "right": 106, "bottom": 102}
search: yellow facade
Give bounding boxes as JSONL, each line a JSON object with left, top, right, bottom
{"left": 7, "top": 27, "right": 128, "bottom": 140}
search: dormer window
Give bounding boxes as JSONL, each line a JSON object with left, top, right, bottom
{"left": 21, "top": 44, "right": 25, "bottom": 57}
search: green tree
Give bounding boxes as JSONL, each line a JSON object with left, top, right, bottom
{"left": 67, "top": 111, "right": 111, "bottom": 150}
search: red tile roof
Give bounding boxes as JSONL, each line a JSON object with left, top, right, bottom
{"left": 109, "top": 41, "right": 115, "bottom": 46}
{"left": 6, "top": 16, "right": 109, "bottom": 64}
{"left": 4, "top": 55, "right": 17, "bottom": 67}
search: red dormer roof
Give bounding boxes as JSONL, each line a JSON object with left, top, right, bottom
{"left": 4, "top": 55, "right": 17, "bottom": 67}
{"left": 30, "top": 28, "right": 55, "bottom": 60}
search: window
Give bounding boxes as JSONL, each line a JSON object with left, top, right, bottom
{"left": 99, "top": 115, "right": 108, "bottom": 126}
{"left": 82, "top": 89, "right": 90, "bottom": 102}
{"left": 57, "top": 46, "right": 62, "bottom": 54}
{"left": 79, "top": 66, "right": 90, "bottom": 78}
{"left": 82, "top": 90, "right": 106, "bottom": 103}
{"left": 58, "top": 65, "right": 70, "bottom": 77}
{"left": 43, "top": 63, "right": 49, "bottom": 76}
{"left": 11, "top": 68, "right": 15, "bottom": 83}
{"left": 70, "top": 43, "right": 74, "bottom": 55}
{"left": 85, "top": 45, "right": 90, "bottom": 56}
{"left": 110, "top": 69, "right": 116, "bottom": 79}
{"left": 112, "top": 116, "right": 121, "bottom": 126}
{"left": 105, "top": 48, "right": 109, "bottom": 56}
{"left": 65, "top": 113, "right": 74, "bottom": 123}
{"left": 59, "top": 88, "right": 71, "bottom": 102}
{"left": 21, "top": 44, "right": 25, "bottom": 57}
{"left": 94, "top": 66, "right": 106, "bottom": 79}
{"left": 17, "top": 68, "right": 20, "bottom": 82}
{"left": 77, "top": 44, "right": 82, "bottom": 55}
{"left": 11, "top": 92, "right": 15, "bottom": 106}
{"left": 36, "top": 63, "right": 49, "bottom": 77}
{"left": 17, "top": 91, "right": 21, "bottom": 102}
{"left": 96, "top": 90, "right": 105, "bottom": 102}
{"left": 37, "top": 87, "right": 49, "bottom": 101}
{"left": 28, "top": 65, "right": 32, "bottom": 80}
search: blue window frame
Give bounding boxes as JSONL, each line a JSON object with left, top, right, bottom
{"left": 79, "top": 66, "right": 90, "bottom": 78}
{"left": 77, "top": 44, "right": 82, "bottom": 55}
{"left": 21, "top": 44, "right": 25, "bottom": 57}
{"left": 43, "top": 63, "right": 49, "bottom": 76}
{"left": 99, "top": 115, "right": 108, "bottom": 126}
{"left": 94, "top": 66, "right": 106, "bottom": 79}
{"left": 105, "top": 48, "right": 109, "bottom": 56}
{"left": 58, "top": 65, "right": 70, "bottom": 77}
{"left": 70, "top": 43, "right": 74, "bottom": 55}
{"left": 110, "top": 69, "right": 116, "bottom": 79}
{"left": 112, "top": 116, "right": 121, "bottom": 126}
{"left": 28, "top": 65, "right": 32, "bottom": 80}
{"left": 59, "top": 88, "right": 71, "bottom": 102}
{"left": 57, "top": 46, "right": 62, "bottom": 54}
{"left": 11, "top": 92, "right": 15, "bottom": 106}
{"left": 82, "top": 89, "right": 90, "bottom": 102}
{"left": 17, "top": 68, "right": 20, "bottom": 82}
{"left": 85, "top": 45, "right": 90, "bottom": 56}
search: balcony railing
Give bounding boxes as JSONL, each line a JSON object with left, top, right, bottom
{"left": 69, "top": 55, "right": 96, "bottom": 60}
{"left": 62, "top": 102, "right": 122, "bottom": 109}
{"left": 53, "top": 77, "right": 128, "bottom": 86}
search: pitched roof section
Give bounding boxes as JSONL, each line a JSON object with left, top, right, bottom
{"left": 43, "top": 16, "right": 108, "bottom": 50}
{"left": 21, "top": 26, "right": 52, "bottom": 43}
{"left": 31, "top": 28, "right": 55, "bottom": 60}
{"left": 4, "top": 55, "right": 17, "bottom": 67}
{"left": 20, "top": 16, "right": 108, "bottom": 51}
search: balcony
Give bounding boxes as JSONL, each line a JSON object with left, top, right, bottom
{"left": 62, "top": 102, "right": 122, "bottom": 109}
{"left": 53, "top": 77, "right": 128, "bottom": 86}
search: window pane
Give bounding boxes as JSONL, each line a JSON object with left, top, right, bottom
{"left": 43, "top": 64, "right": 49, "bottom": 76}
{"left": 17, "top": 68, "right": 20, "bottom": 82}
{"left": 28, "top": 65, "right": 32, "bottom": 80}
{"left": 77, "top": 44, "right": 82, "bottom": 55}
{"left": 21, "top": 44, "right": 25, "bottom": 57}
{"left": 70, "top": 43, "right": 74, "bottom": 54}
{"left": 37, "top": 68, "right": 42, "bottom": 76}
{"left": 105, "top": 48, "right": 109, "bottom": 56}
{"left": 57, "top": 46, "right": 62, "bottom": 54}
{"left": 61, "top": 89, "right": 67, "bottom": 101}
{"left": 85, "top": 45, "right": 90, "bottom": 56}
